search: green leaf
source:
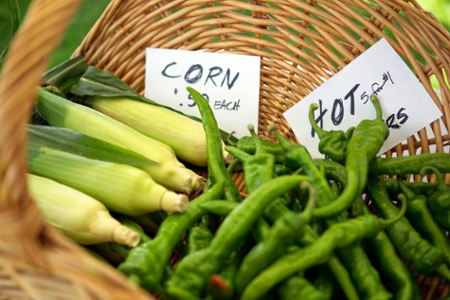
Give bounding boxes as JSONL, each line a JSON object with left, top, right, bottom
{"left": 42, "top": 55, "right": 89, "bottom": 90}
{"left": 27, "top": 124, "right": 157, "bottom": 168}
{"left": 0, "top": 0, "right": 22, "bottom": 68}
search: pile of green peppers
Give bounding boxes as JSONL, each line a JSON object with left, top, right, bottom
{"left": 101, "top": 90, "right": 449, "bottom": 300}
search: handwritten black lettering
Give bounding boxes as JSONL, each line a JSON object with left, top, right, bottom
{"left": 221, "top": 69, "right": 240, "bottom": 90}
{"left": 214, "top": 99, "right": 241, "bottom": 111}
{"left": 331, "top": 99, "right": 344, "bottom": 126}
{"left": 361, "top": 91, "right": 369, "bottom": 104}
{"left": 384, "top": 107, "right": 408, "bottom": 129}
{"left": 204, "top": 67, "right": 223, "bottom": 87}
{"left": 344, "top": 83, "right": 360, "bottom": 115}
{"left": 397, "top": 107, "right": 408, "bottom": 124}
{"left": 385, "top": 114, "right": 399, "bottom": 129}
{"left": 161, "top": 62, "right": 181, "bottom": 78}
{"left": 185, "top": 64, "right": 203, "bottom": 84}
{"left": 382, "top": 72, "right": 394, "bottom": 84}
{"left": 371, "top": 71, "right": 393, "bottom": 95}
{"left": 187, "top": 92, "right": 209, "bottom": 107}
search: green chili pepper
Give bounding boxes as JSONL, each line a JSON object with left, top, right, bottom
{"left": 240, "top": 195, "right": 407, "bottom": 300}
{"left": 269, "top": 126, "right": 339, "bottom": 213}
{"left": 185, "top": 224, "right": 214, "bottom": 256}
{"left": 312, "top": 159, "right": 420, "bottom": 299}
{"left": 271, "top": 126, "right": 390, "bottom": 300}
{"left": 311, "top": 95, "right": 389, "bottom": 218}
{"left": 235, "top": 182, "right": 316, "bottom": 294}
{"left": 227, "top": 127, "right": 359, "bottom": 300}
{"left": 309, "top": 103, "right": 354, "bottom": 164}
{"left": 233, "top": 135, "right": 286, "bottom": 163}
{"left": 274, "top": 163, "right": 293, "bottom": 176}
{"left": 209, "top": 239, "right": 254, "bottom": 300}
{"left": 117, "top": 181, "right": 224, "bottom": 291}
{"left": 363, "top": 212, "right": 421, "bottom": 300}
{"left": 164, "top": 174, "right": 312, "bottom": 299}
{"left": 312, "top": 266, "right": 335, "bottom": 300}
{"left": 368, "top": 176, "right": 450, "bottom": 279}
{"left": 384, "top": 178, "right": 441, "bottom": 198}
{"left": 312, "top": 158, "right": 443, "bottom": 198}
{"left": 200, "top": 200, "right": 237, "bottom": 216}
{"left": 187, "top": 87, "right": 241, "bottom": 202}
{"left": 337, "top": 243, "right": 392, "bottom": 300}
{"left": 397, "top": 177, "right": 450, "bottom": 264}
{"left": 419, "top": 166, "right": 450, "bottom": 231}
{"left": 369, "top": 153, "right": 450, "bottom": 176}
{"left": 277, "top": 272, "right": 329, "bottom": 300}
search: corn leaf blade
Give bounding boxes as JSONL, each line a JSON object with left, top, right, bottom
{"left": 27, "top": 124, "right": 156, "bottom": 168}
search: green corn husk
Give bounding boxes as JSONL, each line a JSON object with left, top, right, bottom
{"left": 27, "top": 173, "right": 140, "bottom": 246}
{"left": 27, "top": 142, "right": 189, "bottom": 216}
{"left": 85, "top": 96, "right": 219, "bottom": 167}
{"left": 35, "top": 87, "right": 204, "bottom": 194}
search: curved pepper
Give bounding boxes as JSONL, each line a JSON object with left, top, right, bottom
{"left": 309, "top": 104, "right": 354, "bottom": 164}
{"left": 311, "top": 95, "right": 389, "bottom": 218}
{"left": 232, "top": 135, "right": 286, "bottom": 163}
{"left": 271, "top": 126, "right": 391, "bottom": 299}
{"left": 187, "top": 87, "right": 241, "bottom": 202}
{"left": 397, "top": 176, "right": 450, "bottom": 264}
{"left": 369, "top": 153, "right": 450, "bottom": 176}
{"left": 164, "top": 174, "right": 312, "bottom": 299}
{"left": 368, "top": 176, "right": 450, "bottom": 279}
{"left": 117, "top": 181, "right": 224, "bottom": 291}
{"left": 277, "top": 272, "right": 329, "bottom": 300}
{"left": 235, "top": 183, "right": 316, "bottom": 294}
{"left": 420, "top": 166, "right": 450, "bottom": 231}
{"left": 240, "top": 195, "right": 407, "bottom": 300}
{"left": 227, "top": 125, "right": 359, "bottom": 300}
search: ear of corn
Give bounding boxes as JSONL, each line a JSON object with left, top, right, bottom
{"left": 70, "top": 66, "right": 234, "bottom": 165}
{"left": 27, "top": 142, "right": 189, "bottom": 215}
{"left": 85, "top": 96, "right": 232, "bottom": 167}
{"left": 35, "top": 87, "right": 203, "bottom": 194}
{"left": 27, "top": 173, "right": 140, "bottom": 246}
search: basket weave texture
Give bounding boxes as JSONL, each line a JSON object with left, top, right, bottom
{"left": 0, "top": 0, "right": 449, "bottom": 299}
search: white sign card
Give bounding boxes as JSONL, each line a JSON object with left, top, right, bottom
{"left": 283, "top": 38, "right": 443, "bottom": 158}
{"left": 145, "top": 49, "right": 261, "bottom": 138}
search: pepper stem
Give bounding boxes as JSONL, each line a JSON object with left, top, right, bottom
{"left": 419, "top": 166, "right": 448, "bottom": 193}
{"left": 224, "top": 145, "right": 250, "bottom": 163}
{"left": 380, "top": 193, "right": 407, "bottom": 228}
{"left": 397, "top": 178, "right": 416, "bottom": 200}
{"left": 309, "top": 103, "right": 327, "bottom": 139}
{"left": 227, "top": 157, "right": 241, "bottom": 174}
{"left": 369, "top": 94, "right": 383, "bottom": 120}
{"left": 248, "top": 124, "right": 264, "bottom": 155}
{"left": 225, "top": 131, "right": 237, "bottom": 146}
{"left": 267, "top": 124, "right": 294, "bottom": 151}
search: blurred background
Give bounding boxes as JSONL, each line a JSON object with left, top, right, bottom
{"left": 0, "top": 0, "right": 449, "bottom": 69}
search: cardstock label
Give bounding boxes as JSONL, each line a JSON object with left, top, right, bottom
{"left": 283, "top": 38, "right": 443, "bottom": 158}
{"left": 145, "top": 49, "right": 261, "bottom": 138}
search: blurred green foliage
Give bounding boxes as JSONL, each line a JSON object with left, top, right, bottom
{"left": 0, "top": 0, "right": 448, "bottom": 69}
{"left": 0, "top": 0, "right": 110, "bottom": 68}
{"left": 417, "top": 0, "right": 450, "bottom": 31}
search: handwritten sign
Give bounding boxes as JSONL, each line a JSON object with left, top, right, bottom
{"left": 145, "top": 49, "right": 261, "bottom": 138}
{"left": 283, "top": 38, "right": 443, "bottom": 158}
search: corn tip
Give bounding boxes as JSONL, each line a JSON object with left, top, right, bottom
{"left": 113, "top": 225, "right": 141, "bottom": 247}
{"left": 161, "top": 192, "right": 189, "bottom": 213}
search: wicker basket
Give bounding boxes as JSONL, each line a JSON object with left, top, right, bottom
{"left": 1, "top": 0, "right": 449, "bottom": 299}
